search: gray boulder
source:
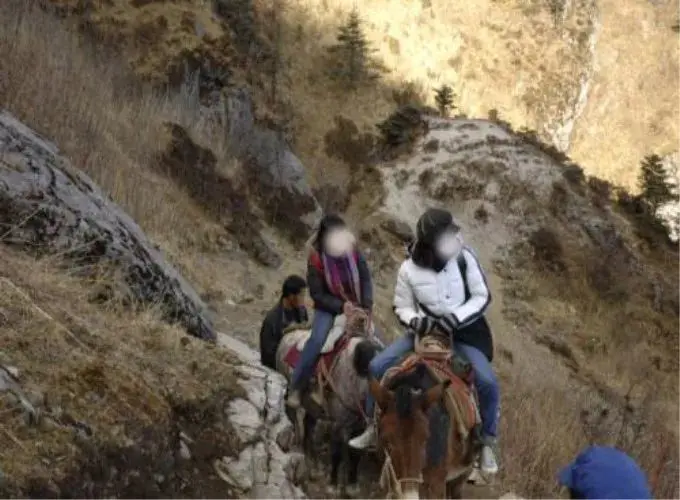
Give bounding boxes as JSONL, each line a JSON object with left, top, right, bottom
{"left": 223, "top": 89, "right": 321, "bottom": 237}
{"left": 0, "top": 111, "right": 215, "bottom": 340}
{"left": 216, "top": 333, "right": 306, "bottom": 498}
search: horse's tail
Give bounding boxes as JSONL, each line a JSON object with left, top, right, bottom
{"left": 352, "top": 339, "right": 381, "bottom": 378}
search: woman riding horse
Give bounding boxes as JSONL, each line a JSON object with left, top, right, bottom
{"left": 349, "top": 208, "right": 501, "bottom": 476}
{"left": 287, "top": 213, "right": 375, "bottom": 408}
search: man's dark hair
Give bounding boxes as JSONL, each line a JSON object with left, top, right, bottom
{"left": 281, "top": 275, "right": 307, "bottom": 298}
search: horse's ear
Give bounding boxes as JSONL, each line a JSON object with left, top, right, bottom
{"left": 420, "top": 379, "right": 451, "bottom": 411}
{"left": 369, "top": 377, "right": 393, "bottom": 410}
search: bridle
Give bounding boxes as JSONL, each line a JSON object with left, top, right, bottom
{"left": 379, "top": 448, "right": 424, "bottom": 498}
{"left": 375, "top": 389, "right": 425, "bottom": 499}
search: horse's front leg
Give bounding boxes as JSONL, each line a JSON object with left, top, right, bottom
{"left": 328, "top": 429, "right": 343, "bottom": 496}
{"left": 302, "top": 412, "right": 316, "bottom": 454}
{"left": 347, "top": 446, "right": 361, "bottom": 484}
{"left": 344, "top": 445, "right": 362, "bottom": 497}
{"left": 445, "top": 474, "right": 467, "bottom": 500}
{"left": 422, "top": 465, "right": 447, "bottom": 499}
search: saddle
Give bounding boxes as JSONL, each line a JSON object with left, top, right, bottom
{"left": 283, "top": 311, "right": 374, "bottom": 408}
{"left": 381, "top": 333, "right": 481, "bottom": 441}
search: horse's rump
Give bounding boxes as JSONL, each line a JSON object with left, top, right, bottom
{"left": 282, "top": 332, "right": 351, "bottom": 376}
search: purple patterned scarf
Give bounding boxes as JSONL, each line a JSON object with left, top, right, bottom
{"left": 321, "top": 251, "right": 362, "bottom": 306}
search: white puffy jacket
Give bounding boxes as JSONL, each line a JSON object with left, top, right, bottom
{"left": 393, "top": 247, "right": 491, "bottom": 328}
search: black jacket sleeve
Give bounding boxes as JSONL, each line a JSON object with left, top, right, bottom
{"left": 259, "top": 307, "right": 281, "bottom": 370}
{"left": 299, "top": 306, "right": 309, "bottom": 323}
{"left": 307, "top": 260, "right": 344, "bottom": 314}
{"left": 357, "top": 252, "right": 374, "bottom": 311}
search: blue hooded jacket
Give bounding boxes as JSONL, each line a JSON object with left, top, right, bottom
{"left": 558, "top": 446, "right": 652, "bottom": 499}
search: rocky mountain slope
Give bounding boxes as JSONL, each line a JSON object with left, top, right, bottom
{"left": 43, "top": 0, "right": 679, "bottom": 192}
{"left": 1, "top": 1, "right": 678, "bottom": 499}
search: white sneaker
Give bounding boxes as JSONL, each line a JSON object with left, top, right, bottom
{"left": 348, "top": 423, "right": 376, "bottom": 449}
{"left": 480, "top": 444, "right": 499, "bottom": 474}
{"left": 287, "top": 390, "right": 301, "bottom": 409}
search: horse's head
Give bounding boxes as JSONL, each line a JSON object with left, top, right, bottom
{"left": 369, "top": 367, "right": 451, "bottom": 499}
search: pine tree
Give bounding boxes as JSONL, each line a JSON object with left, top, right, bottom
{"left": 434, "top": 84, "right": 455, "bottom": 116}
{"left": 638, "top": 154, "right": 677, "bottom": 213}
{"left": 327, "top": 9, "right": 383, "bottom": 88}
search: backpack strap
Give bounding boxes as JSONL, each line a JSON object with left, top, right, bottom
{"left": 457, "top": 251, "right": 470, "bottom": 301}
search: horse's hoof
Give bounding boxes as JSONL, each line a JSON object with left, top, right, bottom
{"left": 309, "top": 462, "right": 325, "bottom": 480}
{"left": 325, "top": 484, "right": 339, "bottom": 497}
{"left": 467, "top": 467, "right": 488, "bottom": 485}
{"left": 345, "top": 483, "right": 361, "bottom": 497}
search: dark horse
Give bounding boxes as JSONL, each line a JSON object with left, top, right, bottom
{"left": 369, "top": 339, "right": 483, "bottom": 499}
{"left": 275, "top": 308, "right": 382, "bottom": 496}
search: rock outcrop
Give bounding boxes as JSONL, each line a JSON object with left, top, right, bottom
{"left": 0, "top": 111, "right": 215, "bottom": 340}
{"left": 0, "top": 330, "right": 306, "bottom": 498}
{"left": 222, "top": 89, "right": 321, "bottom": 237}
{"left": 216, "top": 333, "right": 306, "bottom": 499}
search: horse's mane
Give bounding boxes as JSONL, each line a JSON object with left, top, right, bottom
{"left": 352, "top": 338, "right": 380, "bottom": 377}
{"left": 388, "top": 365, "right": 429, "bottom": 419}
{"left": 395, "top": 384, "right": 416, "bottom": 419}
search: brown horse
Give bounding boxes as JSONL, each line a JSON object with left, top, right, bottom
{"left": 368, "top": 334, "right": 482, "bottom": 499}
{"left": 275, "top": 307, "right": 383, "bottom": 495}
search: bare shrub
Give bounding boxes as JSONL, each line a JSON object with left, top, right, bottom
{"left": 323, "top": 115, "right": 376, "bottom": 168}
{"left": 528, "top": 227, "right": 565, "bottom": 272}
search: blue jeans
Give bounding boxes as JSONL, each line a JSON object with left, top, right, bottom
{"left": 455, "top": 342, "right": 499, "bottom": 438}
{"left": 365, "top": 332, "right": 415, "bottom": 417}
{"left": 290, "top": 309, "right": 335, "bottom": 390}
{"left": 364, "top": 335, "right": 500, "bottom": 439}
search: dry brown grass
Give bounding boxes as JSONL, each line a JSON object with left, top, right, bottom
{"left": 1, "top": 0, "right": 678, "bottom": 497}
{"left": 279, "top": 0, "right": 678, "bottom": 191}
{"left": 0, "top": 0, "right": 261, "bottom": 307}
{"left": 0, "top": 245, "right": 243, "bottom": 487}
{"left": 0, "top": 0, "right": 230, "bottom": 246}
{"left": 499, "top": 379, "right": 679, "bottom": 498}
{"left": 569, "top": 0, "right": 679, "bottom": 189}
{"left": 496, "top": 228, "right": 679, "bottom": 498}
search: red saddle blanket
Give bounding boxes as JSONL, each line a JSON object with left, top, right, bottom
{"left": 283, "top": 334, "right": 350, "bottom": 376}
{"left": 386, "top": 353, "right": 480, "bottom": 434}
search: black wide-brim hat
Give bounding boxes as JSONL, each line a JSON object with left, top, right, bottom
{"left": 416, "top": 208, "right": 460, "bottom": 246}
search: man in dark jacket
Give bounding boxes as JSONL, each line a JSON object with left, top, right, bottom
{"left": 259, "top": 275, "right": 309, "bottom": 370}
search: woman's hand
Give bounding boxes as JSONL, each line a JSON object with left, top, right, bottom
{"left": 364, "top": 309, "right": 373, "bottom": 332}
{"left": 435, "top": 313, "right": 459, "bottom": 337}
{"left": 409, "top": 317, "right": 435, "bottom": 337}
{"left": 343, "top": 301, "right": 354, "bottom": 316}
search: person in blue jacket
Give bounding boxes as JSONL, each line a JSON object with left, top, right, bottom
{"left": 558, "top": 445, "right": 652, "bottom": 499}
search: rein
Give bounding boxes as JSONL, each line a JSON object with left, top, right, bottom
{"left": 319, "top": 307, "right": 372, "bottom": 421}
{"left": 319, "top": 347, "right": 368, "bottom": 421}
{"left": 374, "top": 372, "right": 424, "bottom": 499}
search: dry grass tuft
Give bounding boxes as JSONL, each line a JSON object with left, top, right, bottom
{"left": 499, "top": 227, "right": 679, "bottom": 497}
{"left": 499, "top": 380, "right": 679, "bottom": 498}
{"left": 499, "top": 386, "right": 585, "bottom": 497}
{"left": 0, "top": 245, "right": 243, "bottom": 486}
